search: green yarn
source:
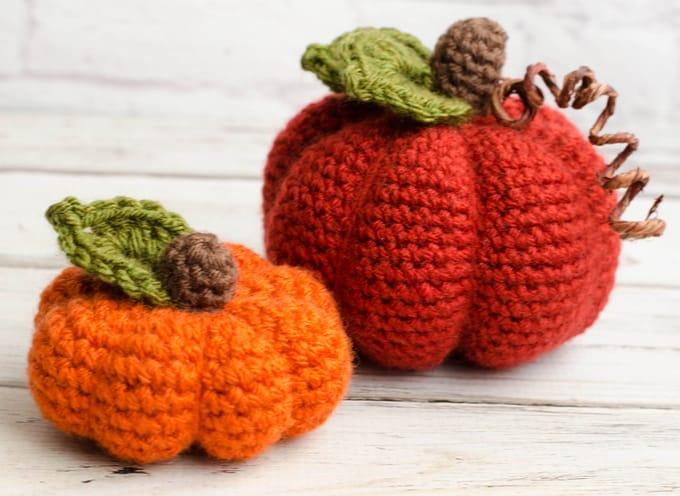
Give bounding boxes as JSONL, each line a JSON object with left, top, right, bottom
{"left": 46, "top": 196, "right": 191, "bottom": 306}
{"left": 301, "top": 27, "right": 473, "bottom": 124}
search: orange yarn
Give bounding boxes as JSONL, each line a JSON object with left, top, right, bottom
{"left": 29, "top": 244, "right": 352, "bottom": 463}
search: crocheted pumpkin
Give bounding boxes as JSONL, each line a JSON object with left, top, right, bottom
{"left": 29, "top": 197, "right": 352, "bottom": 463}
{"left": 263, "top": 18, "right": 665, "bottom": 370}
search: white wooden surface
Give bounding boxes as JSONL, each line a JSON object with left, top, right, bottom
{"left": 1, "top": 1, "right": 679, "bottom": 494}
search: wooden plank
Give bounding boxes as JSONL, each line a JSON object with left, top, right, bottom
{"left": 26, "top": 0, "right": 357, "bottom": 85}
{"left": 4, "top": 265, "right": 679, "bottom": 408}
{"left": 2, "top": 386, "right": 678, "bottom": 495}
{"left": 0, "top": 0, "right": 677, "bottom": 134}
{"left": 0, "top": 172, "right": 264, "bottom": 267}
{"left": 0, "top": 77, "right": 328, "bottom": 127}
{"left": 0, "top": 113, "right": 678, "bottom": 189}
{"left": 351, "top": 282, "right": 680, "bottom": 408}
{"left": 0, "top": 171, "right": 675, "bottom": 286}
{"left": 0, "top": 113, "right": 275, "bottom": 178}
{"left": 1, "top": 2, "right": 677, "bottom": 493}
{"left": 0, "top": 0, "right": 24, "bottom": 76}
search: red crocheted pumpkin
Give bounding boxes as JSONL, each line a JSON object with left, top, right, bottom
{"left": 263, "top": 19, "right": 664, "bottom": 370}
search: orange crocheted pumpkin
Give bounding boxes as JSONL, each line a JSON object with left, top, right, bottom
{"left": 29, "top": 197, "right": 352, "bottom": 463}
{"left": 263, "top": 19, "right": 665, "bottom": 370}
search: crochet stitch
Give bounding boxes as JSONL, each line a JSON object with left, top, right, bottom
{"left": 263, "top": 18, "right": 663, "bottom": 370}
{"left": 431, "top": 17, "right": 507, "bottom": 113}
{"left": 29, "top": 197, "right": 352, "bottom": 463}
{"left": 264, "top": 95, "right": 619, "bottom": 370}
{"left": 46, "top": 196, "right": 191, "bottom": 306}
{"left": 302, "top": 27, "right": 472, "bottom": 123}
{"left": 160, "top": 232, "right": 238, "bottom": 311}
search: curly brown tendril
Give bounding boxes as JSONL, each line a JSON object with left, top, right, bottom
{"left": 490, "top": 63, "right": 665, "bottom": 240}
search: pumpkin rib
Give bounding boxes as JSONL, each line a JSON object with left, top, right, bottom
{"left": 222, "top": 258, "right": 352, "bottom": 437}
{"left": 28, "top": 360, "right": 92, "bottom": 439}
{"left": 265, "top": 113, "right": 389, "bottom": 287}
{"left": 264, "top": 95, "right": 377, "bottom": 218}
{"left": 29, "top": 244, "right": 352, "bottom": 463}
{"left": 260, "top": 266, "right": 352, "bottom": 437}
{"left": 263, "top": 95, "right": 621, "bottom": 370}
{"left": 197, "top": 313, "right": 293, "bottom": 461}
{"left": 29, "top": 294, "right": 96, "bottom": 440}
{"left": 333, "top": 121, "right": 479, "bottom": 370}
{"left": 329, "top": 115, "right": 402, "bottom": 294}
{"left": 456, "top": 105, "right": 619, "bottom": 367}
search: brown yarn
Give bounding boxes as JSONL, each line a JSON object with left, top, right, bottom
{"left": 159, "top": 232, "right": 238, "bottom": 311}
{"left": 490, "top": 63, "right": 666, "bottom": 240}
{"left": 431, "top": 17, "right": 507, "bottom": 113}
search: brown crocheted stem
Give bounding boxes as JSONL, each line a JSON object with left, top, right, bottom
{"left": 431, "top": 17, "right": 508, "bottom": 113}
{"left": 159, "top": 232, "right": 238, "bottom": 311}
{"left": 489, "top": 63, "right": 666, "bottom": 241}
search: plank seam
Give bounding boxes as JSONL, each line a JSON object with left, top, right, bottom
{"left": 1, "top": 384, "right": 677, "bottom": 411}
{"left": 0, "top": 167, "right": 262, "bottom": 181}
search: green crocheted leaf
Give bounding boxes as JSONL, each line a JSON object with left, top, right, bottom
{"left": 301, "top": 27, "right": 473, "bottom": 124}
{"left": 46, "top": 196, "right": 191, "bottom": 306}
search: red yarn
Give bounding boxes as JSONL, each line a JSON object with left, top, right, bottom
{"left": 264, "top": 95, "right": 620, "bottom": 370}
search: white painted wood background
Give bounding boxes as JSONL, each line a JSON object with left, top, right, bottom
{"left": 1, "top": 0, "right": 679, "bottom": 494}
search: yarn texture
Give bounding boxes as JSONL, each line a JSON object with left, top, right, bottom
{"left": 29, "top": 198, "right": 352, "bottom": 463}
{"left": 46, "top": 196, "right": 191, "bottom": 306}
{"left": 262, "top": 18, "right": 637, "bottom": 370}
{"left": 160, "top": 232, "right": 238, "bottom": 311}
{"left": 431, "top": 17, "right": 507, "bottom": 113}
{"left": 263, "top": 94, "right": 620, "bottom": 370}
{"left": 302, "top": 27, "right": 472, "bottom": 124}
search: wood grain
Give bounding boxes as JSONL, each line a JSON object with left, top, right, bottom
{"left": 0, "top": 113, "right": 274, "bottom": 178}
{"left": 0, "top": 128, "right": 677, "bottom": 495}
{"left": 2, "top": 387, "right": 679, "bottom": 495}
{"left": 0, "top": 172, "right": 263, "bottom": 266}
{"left": 0, "top": 171, "right": 674, "bottom": 286}
{"left": 3, "top": 265, "right": 679, "bottom": 408}
{"left": 0, "top": 0, "right": 24, "bottom": 76}
{"left": 0, "top": 0, "right": 678, "bottom": 137}
{"left": 0, "top": 113, "right": 677, "bottom": 192}
{"left": 1, "top": 1, "right": 679, "bottom": 493}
